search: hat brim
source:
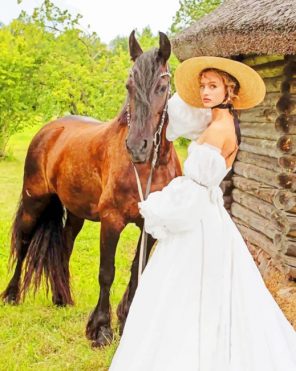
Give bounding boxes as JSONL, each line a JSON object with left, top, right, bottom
{"left": 174, "top": 56, "right": 266, "bottom": 110}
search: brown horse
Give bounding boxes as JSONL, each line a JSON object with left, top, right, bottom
{"left": 1, "top": 31, "right": 181, "bottom": 347}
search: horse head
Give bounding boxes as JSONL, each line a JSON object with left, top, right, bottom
{"left": 125, "top": 30, "right": 171, "bottom": 163}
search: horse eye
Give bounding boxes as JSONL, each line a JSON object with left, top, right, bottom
{"left": 156, "top": 85, "right": 167, "bottom": 95}
{"left": 126, "top": 84, "right": 133, "bottom": 93}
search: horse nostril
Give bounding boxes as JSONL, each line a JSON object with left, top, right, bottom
{"left": 142, "top": 140, "right": 147, "bottom": 149}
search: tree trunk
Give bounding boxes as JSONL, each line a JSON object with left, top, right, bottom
{"left": 239, "top": 107, "right": 278, "bottom": 123}
{"left": 243, "top": 55, "right": 284, "bottom": 67}
{"left": 253, "top": 60, "right": 285, "bottom": 78}
{"left": 233, "top": 161, "right": 279, "bottom": 187}
{"left": 231, "top": 202, "right": 282, "bottom": 241}
{"left": 277, "top": 173, "right": 296, "bottom": 191}
{"left": 278, "top": 155, "right": 296, "bottom": 172}
{"left": 240, "top": 122, "right": 280, "bottom": 140}
{"left": 232, "top": 175, "right": 276, "bottom": 204}
{"left": 236, "top": 151, "right": 281, "bottom": 172}
{"left": 239, "top": 137, "right": 281, "bottom": 157}
{"left": 276, "top": 94, "right": 296, "bottom": 115}
{"left": 276, "top": 135, "right": 296, "bottom": 154}
{"left": 275, "top": 114, "right": 296, "bottom": 134}
{"left": 232, "top": 216, "right": 279, "bottom": 257}
{"left": 273, "top": 189, "right": 296, "bottom": 211}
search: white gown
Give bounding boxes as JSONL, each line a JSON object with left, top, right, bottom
{"left": 109, "top": 141, "right": 296, "bottom": 371}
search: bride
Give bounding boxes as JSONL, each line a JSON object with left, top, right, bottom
{"left": 109, "top": 56, "right": 296, "bottom": 370}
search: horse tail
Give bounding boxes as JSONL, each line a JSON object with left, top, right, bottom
{"left": 21, "top": 195, "right": 73, "bottom": 305}
{"left": 9, "top": 197, "right": 25, "bottom": 266}
{"left": 0, "top": 197, "right": 27, "bottom": 303}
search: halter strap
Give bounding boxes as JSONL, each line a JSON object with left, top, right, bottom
{"left": 126, "top": 66, "right": 171, "bottom": 282}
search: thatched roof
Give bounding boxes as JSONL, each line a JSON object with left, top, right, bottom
{"left": 172, "top": 0, "right": 296, "bottom": 61}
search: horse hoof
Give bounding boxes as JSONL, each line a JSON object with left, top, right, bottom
{"left": 1, "top": 288, "right": 19, "bottom": 305}
{"left": 53, "top": 300, "right": 67, "bottom": 307}
{"left": 3, "top": 296, "right": 18, "bottom": 305}
{"left": 52, "top": 292, "right": 74, "bottom": 307}
{"left": 85, "top": 308, "right": 113, "bottom": 345}
{"left": 89, "top": 326, "right": 113, "bottom": 348}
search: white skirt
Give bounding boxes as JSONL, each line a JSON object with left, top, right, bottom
{"left": 109, "top": 180, "right": 296, "bottom": 371}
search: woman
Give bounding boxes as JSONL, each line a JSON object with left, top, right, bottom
{"left": 109, "top": 56, "right": 296, "bottom": 370}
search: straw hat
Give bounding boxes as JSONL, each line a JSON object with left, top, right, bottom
{"left": 174, "top": 56, "right": 266, "bottom": 109}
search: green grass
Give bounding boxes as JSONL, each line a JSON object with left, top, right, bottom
{"left": 0, "top": 126, "right": 187, "bottom": 370}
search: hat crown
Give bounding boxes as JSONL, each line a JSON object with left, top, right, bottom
{"left": 174, "top": 56, "right": 266, "bottom": 109}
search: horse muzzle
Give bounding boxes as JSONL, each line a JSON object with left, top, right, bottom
{"left": 125, "top": 138, "right": 152, "bottom": 163}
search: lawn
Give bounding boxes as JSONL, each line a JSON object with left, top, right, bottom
{"left": 2, "top": 125, "right": 295, "bottom": 371}
{"left": 0, "top": 125, "right": 187, "bottom": 371}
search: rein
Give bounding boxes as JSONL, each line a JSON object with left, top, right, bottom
{"left": 126, "top": 68, "right": 171, "bottom": 283}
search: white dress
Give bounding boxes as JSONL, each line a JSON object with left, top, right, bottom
{"left": 109, "top": 141, "right": 296, "bottom": 371}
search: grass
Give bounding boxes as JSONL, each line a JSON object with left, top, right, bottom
{"left": 0, "top": 126, "right": 187, "bottom": 370}
{"left": 0, "top": 128, "right": 296, "bottom": 371}
{"left": 2, "top": 126, "right": 294, "bottom": 370}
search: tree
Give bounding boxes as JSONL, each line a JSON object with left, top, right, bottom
{"left": 0, "top": 2, "right": 179, "bottom": 157}
{"left": 170, "top": 0, "right": 223, "bottom": 34}
{"left": 0, "top": 20, "right": 49, "bottom": 157}
{"left": 0, "top": 1, "right": 108, "bottom": 157}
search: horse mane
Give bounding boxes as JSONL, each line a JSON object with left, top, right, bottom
{"left": 118, "top": 48, "right": 165, "bottom": 127}
{"left": 118, "top": 99, "right": 128, "bottom": 125}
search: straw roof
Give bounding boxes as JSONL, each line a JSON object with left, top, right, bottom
{"left": 172, "top": 0, "right": 296, "bottom": 60}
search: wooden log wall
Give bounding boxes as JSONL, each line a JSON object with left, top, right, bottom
{"left": 223, "top": 55, "right": 296, "bottom": 279}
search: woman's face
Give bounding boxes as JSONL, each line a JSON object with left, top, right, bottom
{"left": 199, "top": 71, "right": 227, "bottom": 108}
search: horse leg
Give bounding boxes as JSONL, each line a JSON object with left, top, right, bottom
{"left": 86, "top": 215, "right": 124, "bottom": 347}
{"left": 117, "top": 229, "right": 156, "bottom": 335}
{"left": 1, "top": 194, "right": 50, "bottom": 304}
{"left": 51, "top": 210, "right": 84, "bottom": 306}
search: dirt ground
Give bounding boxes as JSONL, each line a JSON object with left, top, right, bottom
{"left": 265, "top": 269, "right": 296, "bottom": 329}
{"left": 247, "top": 242, "right": 296, "bottom": 330}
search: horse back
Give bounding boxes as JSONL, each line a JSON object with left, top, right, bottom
{"left": 23, "top": 115, "right": 181, "bottom": 223}
{"left": 23, "top": 116, "right": 124, "bottom": 217}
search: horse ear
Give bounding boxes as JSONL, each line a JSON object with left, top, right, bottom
{"left": 158, "top": 31, "right": 171, "bottom": 65}
{"left": 129, "top": 30, "right": 143, "bottom": 62}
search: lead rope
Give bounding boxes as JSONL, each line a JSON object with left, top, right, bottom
{"left": 135, "top": 87, "right": 170, "bottom": 284}
{"left": 127, "top": 70, "right": 171, "bottom": 284}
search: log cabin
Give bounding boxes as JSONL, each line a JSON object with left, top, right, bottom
{"left": 172, "top": 0, "right": 296, "bottom": 279}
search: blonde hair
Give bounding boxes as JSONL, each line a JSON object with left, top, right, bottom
{"left": 199, "top": 68, "right": 240, "bottom": 104}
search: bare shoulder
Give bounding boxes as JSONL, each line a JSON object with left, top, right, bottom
{"left": 210, "top": 119, "right": 233, "bottom": 131}
{"left": 197, "top": 120, "right": 229, "bottom": 149}
{"left": 202, "top": 119, "right": 226, "bottom": 134}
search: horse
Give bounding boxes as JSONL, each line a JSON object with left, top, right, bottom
{"left": 1, "top": 30, "right": 182, "bottom": 347}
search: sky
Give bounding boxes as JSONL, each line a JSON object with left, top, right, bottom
{"left": 0, "top": 0, "right": 181, "bottom": 44}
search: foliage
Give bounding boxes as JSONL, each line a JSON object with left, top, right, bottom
{"left": 0, "top": 1, "right": 129, "bottom": 156}
{"left": 0, "top": 20, "right": 46, "bottom": 157}
{"left": 170, "top": 0, "right": 223, "bottom": 34}
{"left": 0, "top": 1, "right": 191, "bottom": 158}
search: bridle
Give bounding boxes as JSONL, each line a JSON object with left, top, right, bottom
{"left": 126, "top": 66, "right": 171, "bottom": 283}
{"left": 126, "top": 68, "right": 171, "bottom": 169}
